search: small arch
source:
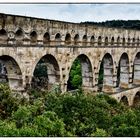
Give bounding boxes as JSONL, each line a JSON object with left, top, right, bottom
{"left": 90, "top": 36, "right": 95, "bottom": 45}
{"left": 117, "top": 53, "right": 129, "bottom": 88}
{"left": 31, "top": 54, "right": 60, "bottom": 91}
{"left": 0, "top": 29, "right": 7, "bottom": 44}
{"left": 98, "top": 36, "right": 102, "bottom": 45}
{"left": 30, "top": 31, "right": 37, "bottom": 45}
{"left": 122, "top": 37, "right": 125, "bottom": 46}
{"left": 43, "top": 32, "right": 50, "bottom": 45}
{"left": 120, "top": 96, "right": 129, "bottom": 106}
{"left": 0, "top": 29, "right": 7, "bottom": 36}
{"left": 74, "top": 34, "right": 79, "bottom": 45}
{"left": 117, "top": 36, "right": 120, "bottom": 46}
{"left": 82, "top": 35, "right": 87, "bottom": 46}
{"left": 65, "top": 33, "right": 71, "bottom": 45}
{"left": 15, "top": 29, "right": 23, "bottom": 45}
{"left": 111, "top": 37, "right": 114, "bottom": 45}
{"left": 133, "top": 92, "right": 140, "bottom": 107}
{"left": 127, "top": 37, "right": 131, "bottom": 46}
{"left": 15, "top": 29, "right": 23, "bottom": 38}
{"left": 105, "top": 37, "right": 108, "bottom": 46}
{"left": 133, "top": 38, "right": 135, "bottom": 45}
{"left": 55, "top": 33, "right": 61, "bottom": 46}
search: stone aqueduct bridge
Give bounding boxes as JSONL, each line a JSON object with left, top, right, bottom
{"left": 0, "top": 13, "right": 140, "bottom": 106}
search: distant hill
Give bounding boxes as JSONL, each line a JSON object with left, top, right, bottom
{"left": 81, "top": 20, "right": 140, "bottom": 30}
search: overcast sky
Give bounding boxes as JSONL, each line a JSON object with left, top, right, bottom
{"left": 0, "top": 4, "right": 140, "bottom": 23}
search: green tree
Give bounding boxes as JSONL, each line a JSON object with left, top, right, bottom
{"left": 67, "top": 59, "right": 82, "bottom": 90}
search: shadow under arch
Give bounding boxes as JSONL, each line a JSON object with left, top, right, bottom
{"left": 133, "top": 92, "right": 140, "bottom": 107}
{"left": 117, "top": 53, "right": 129, "bottom": 89}
{"left": 31, "top": 54, "right": 60, "bottom": 91}
{"left": 98, "top": 53, "right": 113, "bottom": 92}
{"left": 67, "top": 54, "right": 93, "bottom": 91}
{"left": 0, "top": 55, "right": 22, "bottom": 90}
{"left": 120, "top": 96, "right": 129, "bottom": 106}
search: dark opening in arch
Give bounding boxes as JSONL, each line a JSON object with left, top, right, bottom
{"left": 133, "top": 92, "right": 140, "bottom": 107}
{"left": 74, "top": 34, "right": 79, "bottom": 45}
{"left": 117, "top": 36, "right": 120, "bottom": 46}
{"left": 65, "top": 33, "right": 71, "bottom": 45}
{"left": 16, "top": 29, "right": 23, "bottom": 37}
{"left": 55, "top": 33, "right": 61, "bottom": 46}
{"left": 67, "top": 54, "right": 93, "bottom": 91}
{"left": 0, "top": 29, "right": 7, "bottom": 36}
{"left": 15, "top": 29, "right": 23, "bottom": 45}
{"left": 43, "top": 32, "right": 50, "bottom": 45}
{"left": 105, "top": 37, "right": 108, "bottom": 46}
{"left": 31, "top": 54, "right": 60, "bottom": 91}
{"left": 111, "top": 37, "right": 114, "bottom": 45}
{"left": 120, "top": 96, "right": 129, "bottom": 106}
{"left": 133, "top": 38, "right": 135, "bottom": 44}
{"left": 127, "top": 38, "right": 131, "bottom": 46}
{"left": 30, "top": 31, "right": 37, "bottom": 44}
{"left": 122, "top": 37, "right": 125, "bottom": 46}
{"left": 0, "top": 29, "right": 7, "bottom": 44}
{"left": 98, "top": 36, "right": 102, "bottom": 45}
{"left": 90, "top": 36, "right": 95, "bottom": 45}
{"left": 82, "top": 35, "right": 87, "bottom": 46}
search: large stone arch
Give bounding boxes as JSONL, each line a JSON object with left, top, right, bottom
{"left": 67, "top": 54, "right": 93, "bottom": 91}
{"left": 98, "top": 53, "right": 114, "bottom": 93}
{"left": 133, "top": 52, "right": 140, "bottom": 85}
{"left": 0, "top": 55, "right": 23, "bottom": 91}
{"left": 31, "top": 54, "right": 60, "bottom": 91}
{"left": 117, "top": 53, "right": 129, "bottom": 89}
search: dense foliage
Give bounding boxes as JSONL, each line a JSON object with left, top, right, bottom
{"left": 81, "top": 20, "right": 140, "bottom": 30}
{"left": 0, "top": 83, "right": 139, "bottom": 136}
{"left": 67, "top": 59, "right": 82, "bottom": 90}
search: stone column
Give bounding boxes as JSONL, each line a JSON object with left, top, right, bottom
{"left": 102, "top": 56, "right": 115, "bottom": 93}
{"left": 102, "top": 64, "right": 115, "bottom": 93}
{"left": 81, "top": 61, "right": 93, "bottom": 91}
{"left": 133, "top": 60, "right": 140, "bottom": 85}
{"left": 119, "top": 65, "right": 129, "bottom": 88}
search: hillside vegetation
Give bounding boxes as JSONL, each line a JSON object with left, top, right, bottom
{"left": 0, "top": 83, "right": 139, "bottom": 136}
{"left": 81, "top": 20, "right": 140, "bottom": 30}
